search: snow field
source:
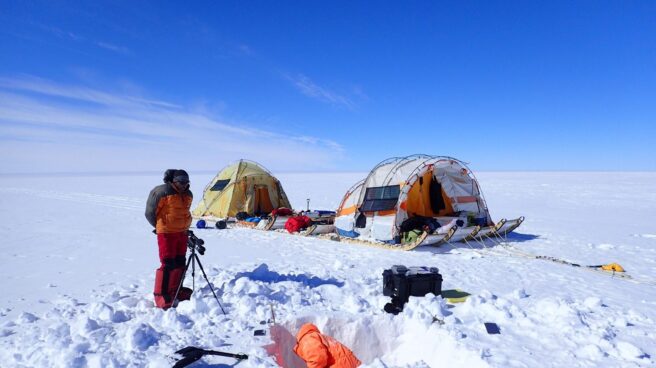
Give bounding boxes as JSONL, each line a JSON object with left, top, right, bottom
{"left": 0, "top": 172, "right": 655, "bottom": 367}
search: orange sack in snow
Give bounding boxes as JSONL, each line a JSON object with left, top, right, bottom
{"left": 293, "top": 323, "right": 361, "bottom": 368}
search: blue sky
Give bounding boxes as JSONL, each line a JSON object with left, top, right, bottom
{"left": 1, "top": 1, "right": 654, "bottom": 173}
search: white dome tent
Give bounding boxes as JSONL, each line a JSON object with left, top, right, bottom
{"left": 334, "top": 155, "right": 523, "bottom": 248}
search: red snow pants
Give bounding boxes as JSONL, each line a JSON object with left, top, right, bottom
{"left": 154, "top": 231, "right": 191, "bottom": 309}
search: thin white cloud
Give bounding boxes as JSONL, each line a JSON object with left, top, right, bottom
{"left": 286, "top": 73, "right": 355, "bottom": 109}
{"left": 95, "top": 41, "right": 130, "bottom": 55}
{"left": 238, "top": 44, "right": 254, "bottom": 56}
{"left": 0, "top": 75, "right": 180, "bottom": 108}
{"left": 33, "top": 22, "right": 130, "bottom": 56}
{"left": 0, "top": 76, "right": 344, "bottom": 173}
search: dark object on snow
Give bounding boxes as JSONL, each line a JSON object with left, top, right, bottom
{"left": 254, "top": 329, "right": 266, "bottom": 336}
{"left": 235, "top": 211, "right": 249, "bottom": 221}
{"left": 484, "top": 322, "right": 501, "bottom": 334}
{"left": 399, "top": 216, "right": 441, "bottom": 234}
{"left": 383, "top": 265, "right": 442, "bottom": 314}
{"left": 196, "top": 219, "right": 206, "bottom": 229}
{"left": 216, "top": 220, "right": 227, "bottom": 229}
{"left": 173, "top": 346, "right": 248, "bottom": 368}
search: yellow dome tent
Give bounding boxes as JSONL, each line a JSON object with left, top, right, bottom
{"left": 192, "top": 160, "right": 291, "bottom": 219}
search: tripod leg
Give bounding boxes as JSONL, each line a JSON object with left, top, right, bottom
{"left": 192, "top": 254, "right": 196, "bottom": 291}
{"left": 173, "top": 253, "right": 194, "bottom": 304}
{"left": 194, "top": 254, "right": 227, "bottom": 315}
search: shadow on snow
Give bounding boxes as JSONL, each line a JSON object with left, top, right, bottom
{"left": 415, "top": 232, "right": 540, "bottom": 254}
{"left": 234, "top": 264, "right": 345, "bottom": 288}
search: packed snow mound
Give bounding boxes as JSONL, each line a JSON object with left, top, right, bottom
{"left": 2, "top": 260, "right": 654, "bottom": 367}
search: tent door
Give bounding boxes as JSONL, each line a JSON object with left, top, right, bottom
{"left": 429, "top": 176, "right": 446, "bottom": 213}
{"left": 254, "top": 185, "right": 274, "bottom": 215}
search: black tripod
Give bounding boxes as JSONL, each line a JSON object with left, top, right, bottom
{"left": 173, "top": 231, "right": 226, "bottom": 315}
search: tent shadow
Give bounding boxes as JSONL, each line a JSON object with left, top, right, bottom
{"left": 505, "top": 232, "right": 540, "bottom": 242}
{"left": 233, "top": 263, "right": 345, "bottom": 288}
{"left": 415, "top": 232, "right": 540, "bottom": 254}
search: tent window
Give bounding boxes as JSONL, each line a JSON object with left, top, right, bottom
{"left": 210, "top": 179, "right": 230, "bottom": 191}
{"left": 361, "top": 185, "right": 400, "bottom": 212}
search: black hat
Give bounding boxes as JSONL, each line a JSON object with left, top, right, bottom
{"left": 172, "top": 169, "right": 189, "bottom": 183}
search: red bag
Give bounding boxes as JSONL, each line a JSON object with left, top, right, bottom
{"left": 285, "top": 216, "right": 312, "bottom": 233}
{"left": 271, "top": 207, "right": 294, "bottom": 217}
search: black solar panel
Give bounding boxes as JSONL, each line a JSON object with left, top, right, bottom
{"left": 210, "top": 179, "right": 230, "bottom": 191}
{"left": 361, "top": 185, "right": 400, "bottom": 212}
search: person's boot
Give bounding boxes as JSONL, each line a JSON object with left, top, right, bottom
{"left": 154, "top": 266, "right": 174, "bottom": 309}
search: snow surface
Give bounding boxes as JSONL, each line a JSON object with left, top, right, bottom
{"left": 0, "top": 172, "right": 655, "bottom": 367}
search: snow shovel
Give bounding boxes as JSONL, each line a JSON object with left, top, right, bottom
{"left": 173, "top": 346, "right": 248, "bottom": 368}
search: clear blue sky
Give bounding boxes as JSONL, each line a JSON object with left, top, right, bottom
{"left": 1, "top": 1, "right": 654, "bottom": 173}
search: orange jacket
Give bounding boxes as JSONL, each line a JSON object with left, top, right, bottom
{"left": 293, "top": 323, "right": 361, "bottom": 368}
{"left": 145, "top": 183, "right": 193, "bottom": 233}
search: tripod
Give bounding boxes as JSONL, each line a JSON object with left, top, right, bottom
{"left": 172, "top": 236, "right": 227, "bottom": 315}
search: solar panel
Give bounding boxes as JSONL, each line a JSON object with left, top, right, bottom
{"left": 210, "top": 179, "right": 230, "bottom": 191}
{"left": 361, "top": 185, "right": 400, "bottom": 212}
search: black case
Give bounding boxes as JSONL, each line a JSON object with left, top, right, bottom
{"left": 383, "top": 265, "right": 442, "bottom": 313}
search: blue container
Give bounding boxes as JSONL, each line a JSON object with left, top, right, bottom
{"left": 474, "top": 217, "right": 487, "bottom": 226}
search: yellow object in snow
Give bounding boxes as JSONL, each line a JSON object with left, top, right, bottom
{"left": 441, "top": 289, "right": 471, "bottom": 303}
{"left": 601, "top": 263, "right": 625, "bottom": 272}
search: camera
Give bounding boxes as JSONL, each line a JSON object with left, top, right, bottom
{"left": 187, "top": 230, "right": 206, "bottom": 255}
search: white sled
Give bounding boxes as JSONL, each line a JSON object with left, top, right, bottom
{"left": 465, "top": 217, "right": 525, "bottom": 242}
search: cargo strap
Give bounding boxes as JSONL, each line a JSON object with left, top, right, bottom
{"left": 473, "top": 234, "right": 656, "bottom": 286}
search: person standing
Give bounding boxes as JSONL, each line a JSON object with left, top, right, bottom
{"left": 145, "top": 169, "right": 193, "bottom": 309}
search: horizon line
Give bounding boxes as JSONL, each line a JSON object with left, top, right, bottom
{"left": 1, "top": 169, "right": 655, "bottom": 177}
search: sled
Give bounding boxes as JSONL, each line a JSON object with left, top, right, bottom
{"left": 466, "top": 217, "right": 525, "bottom": 242}
{"left": 316, "top": 225, "right": 458, "bottom": 251}
{"left": 300, "top": 224, "right": 336, "bottom": 236}
{"left": 265, "top": 215, "right": 290, "bottom": 230}
{"left": 445, "top": 225, "right": 481, "bottom": 244}
{"left": 235, "top": 220, "right": 259, "bottom": 228}
{"left": 195, "top": 215, "right": 525, "bottom": 252}
{"left": 304, "top": 210, "right": 336, "bottom": 225}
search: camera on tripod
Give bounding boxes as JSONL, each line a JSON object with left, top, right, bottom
{"left": 173, "top": 230, "right": 226, "bottom": 314}
{"left": 187, "top": 230, "right": 206, "bottom": 255}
